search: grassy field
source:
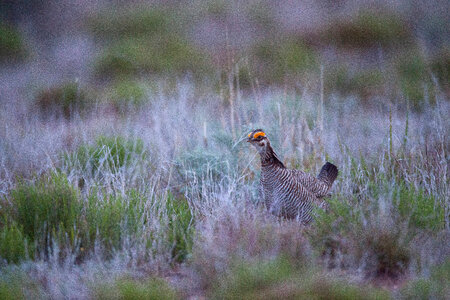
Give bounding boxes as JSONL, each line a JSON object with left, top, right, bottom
{"left": 0, "top": 0, "right": 449, "bottom": 299}
{"left": 0, "top": 81, "right": 448, "bottom": 298}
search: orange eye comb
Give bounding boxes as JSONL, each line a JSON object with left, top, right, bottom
{"left": 253, "top": 131, "right": 265, "bottom": 138}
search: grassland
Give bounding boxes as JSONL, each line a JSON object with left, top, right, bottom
{"left": 1, "top": 79, "right": 448, "bottom": 298}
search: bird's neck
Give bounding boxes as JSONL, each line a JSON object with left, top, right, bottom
{"left": 261, "top": 144, "right": 285, "bottom": 168}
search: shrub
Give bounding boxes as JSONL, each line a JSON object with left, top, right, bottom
{"left": 430, "top": 48, "right": 450, "bottom": 92}
{"left": 211, "top": 257, "right": 390, "bottom": 300}
{"left": 166, "top": 193, "right": 194, "bottom": 263}
{"left": 211, "top": 257, "right": 297, "bottom": 299}
{"left": 0, "top": 22, "right": 26, "bottom": 61}
{"left": 0, "top": 222, "right": 28, "bottom": 264}
{"left": 395, "top": 185, "right": 445, "bottom": 231}
{"left": 246, "top": 2, "right": 274, "bottom": 29}
{"left": 2, "top": 173, "right": 153, "bottom": 262}
{"left": 311, "top": 192, "right": 412, "bottom": 278}
{"left": 191, "top": 208, "right": 312, "bottom": 289}
{"left": 91, "top": 277, "right": 178, "bottom": 300}
{"left": 65, "top": 136, "right": 147, "bottom": 175}
{"left": 85, "top": 193, "right": 126, "bottom": 255}
{"left": 95, "top": 36, "right": 211, "bottom": 79}
{"left": 0, "top": 267, "right": 44, "bottom": 300}
{"left": 87, "top": 7, "right": 171, "bottom": 39}
{"left": 35, "top": 81, "right": 93, "bottom": 119}
{"left": 107, "top": 80, "right": 147, "bottom": 113}
{"left": 204, "top": 0, "right": 229, "bottom": 17}
{"left": 325, "top": 67, "right": 385, "bottom": 99}
{"left": 362, "top": 226, "right": 410, "bottom": 278}
{"left": 84, "top": 190, "right": 146, "bottom": 257}
{"left": 5, "top": 173, "right": 82, "bottom": 260}
{"left": 396, "top": 52, "right": 434, "bottom": 109}
{"left": 251, "top": 38, "right": 317, "bottom": 84}
{"left": 401, "top": 260, "right": 450, "bottom": 300}
{"left": 325, "top": 11, "right": 412, "bottom": 49}
{"left": 89, "top": 7, "right": 211, "bottom": 80}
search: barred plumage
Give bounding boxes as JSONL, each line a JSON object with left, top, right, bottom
{"left": 248, "top": 129, "right": 338, "bottom": 224}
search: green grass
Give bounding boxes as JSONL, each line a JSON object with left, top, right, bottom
{"left": 83, "top": 190, "right": 147, "bottom": 257}
{"left": 91, "top": 276, "right": 178, "bottom": 300}
{"left": 166, "top": 193, "right": 194, "bottom": 263}
{"left": 2, "top": 173, "right": 82, "bottom": 261}
{"left": 0, "top": 222, "right": 28, "bottom": 264}
{"left": 0, "top": 172, "right": 151, "bottom": 262}
{"left": 0, "top": 267, "right": 44, "bottom": 300}
{"left": 211, "top": 257, "right": 390, "bottom": 299}
{"left": 35, "top": 81, "right": 93, "bottom": 119}
{"left": 325, "top": 66, "right": 385, "bottom": 99}
{"left": 94, "top": 36, "right": 211, "bottom": 79}
{"left": 325, "top": 11, "right": 412, "bottom": 49}
{"left": 251, "top": 38, "right": 317, "bottom": 84}
{"left": 107, "top": 80, "right": 147, "bottom": 112}
{"left": 89, "top": 7, "right": 211, "bottom": 80}
{"left": 310, "top": 174, "right": 444, "bottom": 278}
{"left": 0, "top": 22, "right": 26, "bottom": 61}
{"left": 430, "top": 48, "right": 450, "bottom": 91}
{"left": 396, "top": 51, "right": 435, "bottom": 109}
{"left": 401, "top": 260, "right": 450, "bottom": 300}
{"left": 87, "top": 7, "right": 172, "bottom": 39}
{"left": 65, "top": 136, "right": 147, "bottom": 175}
{"left": 395, "top": 185, "right": 445, "bottom": 231}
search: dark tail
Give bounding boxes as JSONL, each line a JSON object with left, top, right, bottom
{"left": 318, "top": 162, "right": 338, "bottom": 186}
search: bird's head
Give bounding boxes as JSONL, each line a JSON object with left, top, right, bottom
{"left": 247, "top": 129, "right": 269, "bottom": 153}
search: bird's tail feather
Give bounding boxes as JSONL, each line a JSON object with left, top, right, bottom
{"left": 318, "top": 162, "right": 338, "bottom": 186}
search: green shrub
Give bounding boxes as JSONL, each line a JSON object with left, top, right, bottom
{"left": 430, "top": 48, "right": 450, "bottom": 91}
{"left": 84, "top": 190, "right": 146, "bottom": 256}
{"left": 92, "top": 277, "right": 178, "bottom": 300}
{"left": 311, "top": 191, "right": 412, "bottom": 278}
{"left": 363, "top": 227, "right": 410, "bottom": 278}
{"left": 35, "top": 81, "right": 93, "bottom": 119}
{"left": 401, "top": 260, "right": 450, "bottom": 299}
{"left": 0, "top": 267, "right": 44, "bottom": 300}
{"left": 205, "top": 0, "right": 229, "bottom": 17}
{"left": 0, "top": 222, "right": 28, "bottom": 263}
{"left": 89, "top": 7, "right": 211, "bottom": 79}
{"left": 251, "top": 38, "right": 317, "bottom": 84}
{"left": 95, "top": 36, "right": 211, "bottom": 79}
{"left": 303, "top": 277, "right": 390, "bottom": 300}
{"left": 211, "top": 257, "right": 389, "bottom": 300}
{"left": 108, "top": 80, "right": 147, "bottom": 111}
{"left": 6, "top": 173, "right": 82, "bottom": 259}
{"left": 87, "top": 7, "right": 171, "bottom": 39}
{"left": 247, "top": 2, "right": 274, "bottom": 29}
{"left": 395, "top": 185, "right": 445, "bottom": 231}
{"left": 325, "top": 67, "right": 385, "bottom": 99}
{"left": 326, "top": 11, "right": 412, "bottom": 49}
{"left": 85, "top": 193, "right": 125, "bottom": 254}
{"left": 166, "top": 193, "right": 194, "bottom": 262}
{"left": 66, "top": 136, "right": 147, "bottom": 174}
{"left": 396, "top": 52, "right": 434, "bottom": 109}
{"left": 211, "top": 257, "right": 297, "bottom": 299}
{"left": 0, "top": 22, "right": 26, "bottom": 61}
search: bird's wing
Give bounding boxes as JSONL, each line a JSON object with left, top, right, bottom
{"left": 290, "top": 169, "right": 330, "bottom": 198}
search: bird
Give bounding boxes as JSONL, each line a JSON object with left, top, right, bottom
{"left": 247, "top": 129, "right": 338, "bottom": 224}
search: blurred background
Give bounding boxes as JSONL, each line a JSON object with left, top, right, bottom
{"left": 0, "top": 0, "right": 448, "bottom": 112}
